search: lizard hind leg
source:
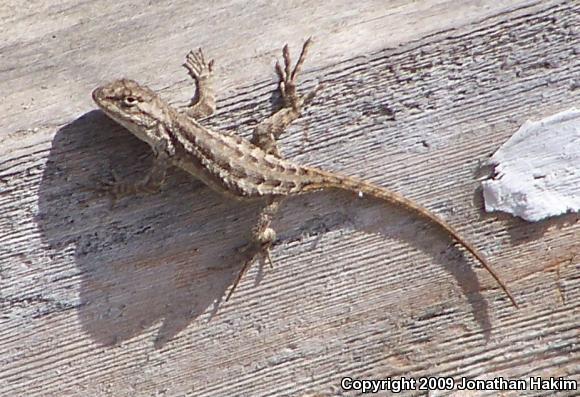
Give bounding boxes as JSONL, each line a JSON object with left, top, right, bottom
{"left": 226, "top": 39, "right": 317, "bottom": 301}
{"left": 226, "top": 198, "right": 281, "bottom": 301}
{"left": 251, "top": 38, "right": 320, "bottom": 156}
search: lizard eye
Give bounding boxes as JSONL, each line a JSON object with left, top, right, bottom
{"left": 123, "top": 96, "right": 138, "bottom": 106}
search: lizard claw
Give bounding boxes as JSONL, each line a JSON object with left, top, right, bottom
{"left": 302, "top": 82, "right": 323, "bottom": 107}
{"left": 78, "top": 171, "right": 122, "bottom": 208}
{"left": 93, "top": 169, "right": 153, "bottom": 208}
{"left": 226, "top": 242, "right": 274, "bottom": 301}
{"left": 183, "top": 47, "right": 214, "bottom": 81}
{"left": 275, "top": 38, "right": 315, "bottom": 110}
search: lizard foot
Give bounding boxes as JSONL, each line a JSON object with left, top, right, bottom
{"left": 183, "top": 47, "right": 214, "bottom": 81}
{"left": 275, "top": 38, "right": 320, "bottom": 111}
{"left": 91, "top": 169, "right": 163, "bottom": 208}
{"left": 90, "top": 170, "right": 139, "bottom": 207}
{"left": 226, "top": 229, "right": 276, "bottom": 302}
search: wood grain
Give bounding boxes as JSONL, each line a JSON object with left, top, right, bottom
{"left": 1, "top": 1, "right": 578, "bottom": 396}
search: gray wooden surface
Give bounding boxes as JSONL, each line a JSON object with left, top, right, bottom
{"left": 1, "top": 1, "right": 578, "bottom": 396}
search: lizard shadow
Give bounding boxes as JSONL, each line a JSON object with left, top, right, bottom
{"left": 277, "top": 189, "right": 495, "bottom": 340}
{"left": 37, "top": 110, "right": 495, "bottom": 348}
{"left": 36, "top": 110, "right": 260, "bottom": 348}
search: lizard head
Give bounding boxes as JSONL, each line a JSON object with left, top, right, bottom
{"left": 92, "top": 79, "right": 168, "bottom": 133}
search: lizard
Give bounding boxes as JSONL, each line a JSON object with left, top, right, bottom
{"left": 92, "top": 39, "right": 518, "bottom": 308}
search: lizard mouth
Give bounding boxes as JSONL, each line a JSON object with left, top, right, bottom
{"left": 92, "top": 86, "right": 117, "bottom": 116}
{"left": 92, "top": 86, "right": 105, "bottom": 104}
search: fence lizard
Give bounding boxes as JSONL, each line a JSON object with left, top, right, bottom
{"left": 92, "top": 39, "right": 518, "bottom": 307}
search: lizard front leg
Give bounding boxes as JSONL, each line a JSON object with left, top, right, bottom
{"left": 226, "top": 39, "right": 317, "bottom": 301}
{"left": 98, "top": 155, "right": 171, "bottom": 206}
{"left": 182, "top": 48, "right": 216, "bottom": 119}
{"left": 97, "top": 125, "right": 175, "bottom": 205}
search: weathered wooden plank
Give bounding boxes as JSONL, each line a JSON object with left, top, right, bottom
{"left": 0, "top": 1, "right": 578, "bottom": 396}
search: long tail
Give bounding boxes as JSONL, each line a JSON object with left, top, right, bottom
{"left": 303, "top": 169, "right": 518, "bottom": 308}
